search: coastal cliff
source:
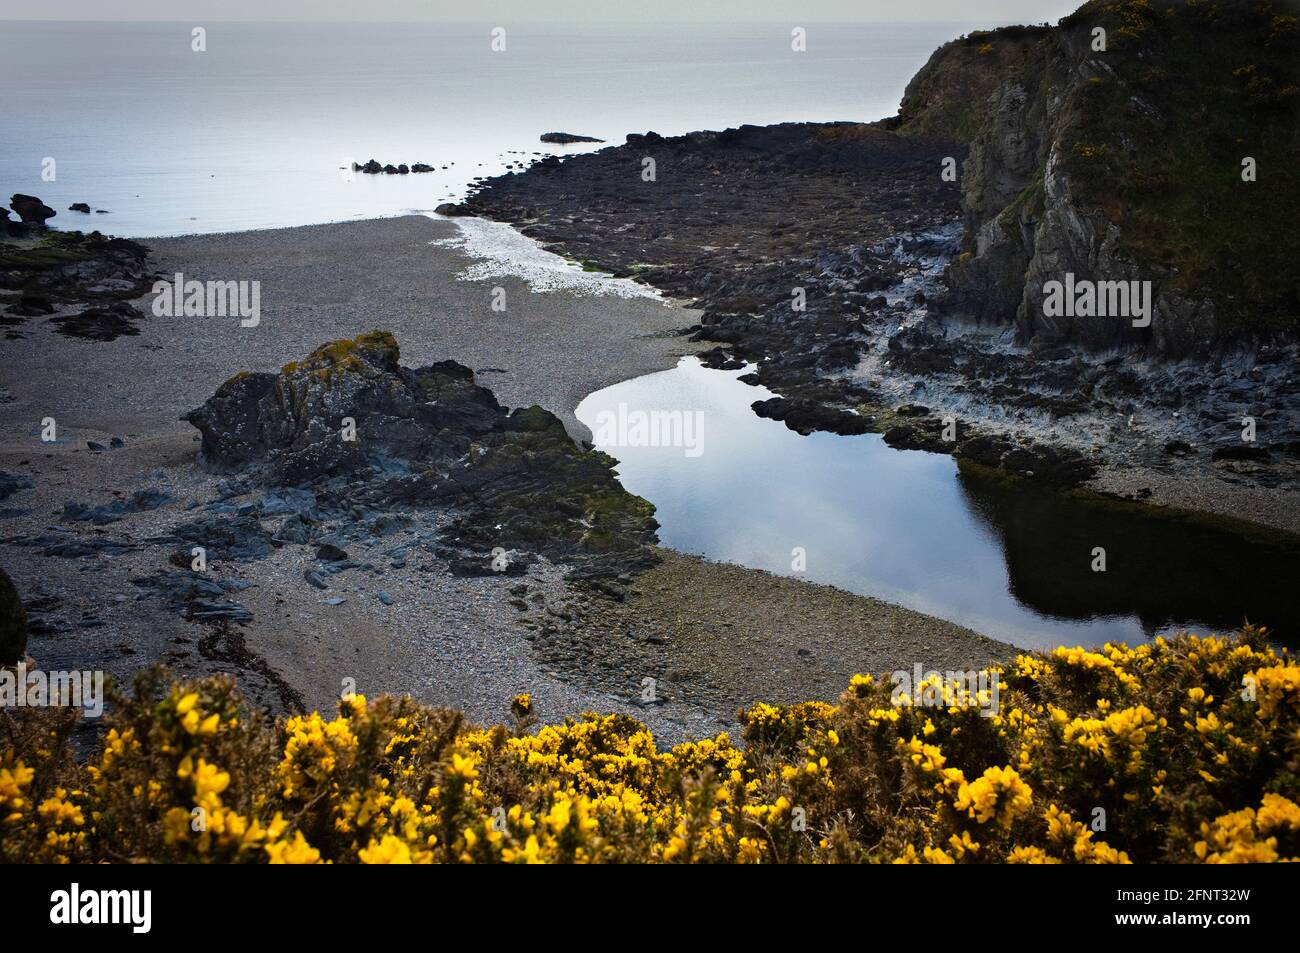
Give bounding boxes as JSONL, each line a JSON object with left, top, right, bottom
{"left": 891, "top": 0, "right": 1300, "bottom": 355}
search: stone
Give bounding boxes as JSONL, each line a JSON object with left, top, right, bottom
{"left": 0, "top": 567, "right": 27, "bottom": 664}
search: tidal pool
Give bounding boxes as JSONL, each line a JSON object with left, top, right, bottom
{"left": 576, "top": 357, "right": 1300, "bottom": 651}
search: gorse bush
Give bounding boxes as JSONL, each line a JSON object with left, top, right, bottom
{"left": 1, "top": 629, "right": 1297, "bottom": 863}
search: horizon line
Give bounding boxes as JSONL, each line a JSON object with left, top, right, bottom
{"left": 0, "top": 17, "right": 1031, "bottom": 24}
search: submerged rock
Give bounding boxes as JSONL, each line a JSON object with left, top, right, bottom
{"left": 185, "top": 331, "right": 659, "bottom": 577}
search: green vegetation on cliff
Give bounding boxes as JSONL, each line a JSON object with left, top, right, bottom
{"left": 892, "top": 0, "right": 1300, "bottom": 344}
{"left": 1060, "top": 0, "right": 1299, "bottom": 332}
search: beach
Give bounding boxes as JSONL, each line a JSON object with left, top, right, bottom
{"left": 0, "top": 213, "right": 1013, "bottom": 743}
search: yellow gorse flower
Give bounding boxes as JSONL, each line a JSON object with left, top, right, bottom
{"left": 1, "top": 629, "right": 1295, "bottom": 864}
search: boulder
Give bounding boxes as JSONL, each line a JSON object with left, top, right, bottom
{"left": 10, "top": 194, "right": 55, "bottom": 225}
{"left": 0, "top": 567, "right": 27, "bottom": 665}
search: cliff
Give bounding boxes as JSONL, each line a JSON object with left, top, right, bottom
{"left": 891, "top": 0, "right": 1300, "bottom": 355}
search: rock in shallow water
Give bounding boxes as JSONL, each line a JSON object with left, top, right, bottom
{"left": 540, "top": 132, "right": 604, "bottom": 144}
{"left": 10, "top": 194, "right": 55, "bottom": 225}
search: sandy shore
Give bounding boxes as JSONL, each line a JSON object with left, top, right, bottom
{"left": 0, "top": 214, "right": 1016, "bottom": 744}
{"left": 1, "top": 215, "right": 699, "bottom": 445}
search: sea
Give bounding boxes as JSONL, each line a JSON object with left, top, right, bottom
{"left": 0, "top": 19, "right": 988, "bottom": 236}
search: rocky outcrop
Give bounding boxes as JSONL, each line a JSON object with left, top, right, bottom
{"left": 0, "top": 567, "right": 27, "bottom": 665}
{"left": 184, "top": 331, "right": 659, "bottom": 578}
{"left": 0, "top": 228, "right": 150, "bottom": 301}
{"left": 460, "top": 8, "right": 1299, "bottom": 489}
{"left": 351, "top": 159, "right": 434, "bottom": 174}
{"left": 9, "top": 194, "right": 55, "bottom": 226}
{"left": 464, "top": 121, "right": 1113, "bottom": 484}
{"left": 540, "top": 132, "right": 604, "bottom": 144}
{"left": 1, "top": 221, "right": 152, "bottom": 340}
{"left": 895, "top": 0, "right": 1300, "bottom": 355}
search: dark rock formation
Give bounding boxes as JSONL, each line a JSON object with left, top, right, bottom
{"left": 10, "top": 194, "right": 55, "bottom": 226}
{"left": 184, "top": 331, "right": 660, "bottom": 577}
{"left": 465, "top": 121, "right": 965, "bottom": 438}
{"left": 0, "top": 213, "right": 151, "bottom": 341}
{"left": 69, "top": 203, "right": 91, "bottom": 213}
{"left": 0, "top": 567, "right": 26, "bottom": 664}
{"left": 132, "top": 571, "right": 253, "bottom": 624}
{"left": 0, "top": 228, "right": 151, "bottom": 309}
{"left": 540, "top": 132, "right": 605, "bottom": 144}
{"left": 894, "top": 1, "right": 1300, "bottom": 354}
{"left": 61, "top": 488, "right": 172, "bottom": 525}
{"left": 352, "top": 159, "right": 433, "bottom": 174}
{"left": 47, "top": 301, "right": 146, "bottom": 341}
{"left": 7, "top": 294, "right": 54, "bottom": 316}
{"left": 751, "top": 397, "right": 871, "bottom": 437}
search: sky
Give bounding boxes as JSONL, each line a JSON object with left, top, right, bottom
{"left": 1, "top": 0, "right": 1083, "bottom": 22}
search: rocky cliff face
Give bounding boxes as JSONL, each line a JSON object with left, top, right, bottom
{"left": 894, "top": 0, "right": 1300, "bottom": 356}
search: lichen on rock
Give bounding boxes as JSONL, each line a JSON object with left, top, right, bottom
{"left": 184, "top": 331, "right": 660, "bottom": 578}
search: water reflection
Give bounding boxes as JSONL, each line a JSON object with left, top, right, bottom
{"left": 575, "top": 357, "right": 1297, "bottom": 650}
{"left": 956, "top": 469, "right": 1298, "bottom": 643}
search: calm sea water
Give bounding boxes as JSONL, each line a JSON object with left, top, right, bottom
{"left": 577, "top": 359, "right": 1300, "bottom": 651}
{"left": 1, "top": 19, "right": 983, "bottom": 237}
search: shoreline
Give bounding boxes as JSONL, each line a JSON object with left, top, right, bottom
{"left": 0, "top": 213, "right": 1018, "bottom": 743}
{"left": 459, "top": 123, "right": 1300, "bottom": 539}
